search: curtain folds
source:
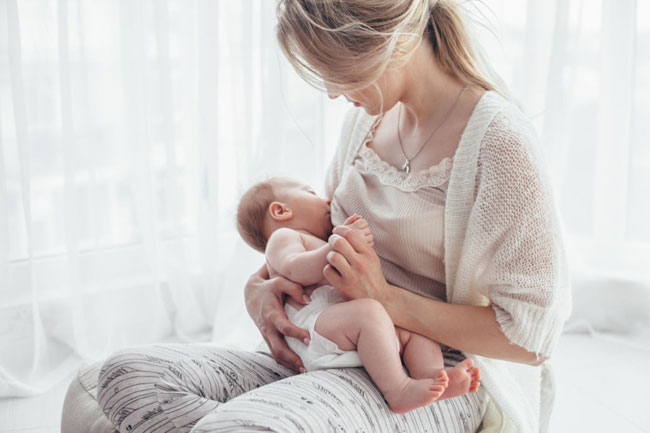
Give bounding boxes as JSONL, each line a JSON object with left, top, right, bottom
{"left": 0, "top": 0, "right": 345, "bottom": 397}
{"left": 0, "top": 0, "right": 648, "bottom": 397}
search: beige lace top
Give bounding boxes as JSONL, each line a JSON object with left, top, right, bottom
{"left": 342, "top": 122, "right": 454, "bottom": 301}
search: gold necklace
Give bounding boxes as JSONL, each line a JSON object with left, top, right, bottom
{"left": 397, "top": 85, "right": 468, "bottom": 173}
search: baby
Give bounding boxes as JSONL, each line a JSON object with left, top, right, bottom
{"left": 236, "top": 177, "right": 480, "bottom": 413}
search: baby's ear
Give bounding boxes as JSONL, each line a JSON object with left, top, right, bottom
{"left": 269, "top": 201, "right": 293, "bottom": 221}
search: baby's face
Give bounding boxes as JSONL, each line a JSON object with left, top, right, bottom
{"left": 274, "top": 179, "right": 333, "bottom": 240}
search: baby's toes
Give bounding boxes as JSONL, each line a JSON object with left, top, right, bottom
{"left": 430, "top": 383, "right": 446, "bottom": 400}
{"left": 469, "top": 368, "right": 481, "bottom": 393}
{"left": 435, "top": 370, "right": 449, "bottom": 386}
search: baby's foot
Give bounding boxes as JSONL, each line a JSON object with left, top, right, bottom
{"left": 384, "top": 370, "right": 449, "bottom": 414}
{"left": 438, "top": 358, "right": 481, "bottom": 401}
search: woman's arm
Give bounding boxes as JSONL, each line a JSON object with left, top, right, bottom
{"left": 382, "top": 284, "right": 546, "bottom": 365}
{"left": 324, "top": 225, "right": 546, "bottom": 366}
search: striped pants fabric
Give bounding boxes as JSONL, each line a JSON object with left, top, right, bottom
{"left": 97, "top": 344, "right": 487, "bottom": 433}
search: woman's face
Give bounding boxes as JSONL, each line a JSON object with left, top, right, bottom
{"left": 326, "top": 68, "right": 403, "bottom": 116}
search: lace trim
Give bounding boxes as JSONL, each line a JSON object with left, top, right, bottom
{"left": 353, "top": 115, "right": 454, "bottom": 191}
{"left": 355, "top": 145, "right": 453, "bottom": 191}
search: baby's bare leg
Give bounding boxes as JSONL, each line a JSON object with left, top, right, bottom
{"left": 315, "top": 299, "right": 447, "bottom": 413}
{"left": 397, "top": 327, "right": 481, "bottom": 401}
{"left": 396, "top": 327, "right": 445, "bottom": 378}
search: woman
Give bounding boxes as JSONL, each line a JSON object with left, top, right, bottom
{"left": 61, "top": 1, "right": 570, "bottom": 432}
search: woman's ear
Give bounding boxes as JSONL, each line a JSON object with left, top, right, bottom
{"left": 268, "top": 201, "right": 293, "bottom": 221}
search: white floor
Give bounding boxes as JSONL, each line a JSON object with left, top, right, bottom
{"left": 1, "top": 333, "right": 648, "bottom": 433}
{"left": 549, "top": 333, "right": 650, "bottom": 433}
{"left": 0, "top": 370, "right": 75, "bottom": 433}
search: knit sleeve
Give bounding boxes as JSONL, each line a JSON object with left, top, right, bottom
{"left": 472, "top": 112, "right": 571, "bottom": 358}
{"left": 324, "top": 108, "right": 361, "bottom": 200}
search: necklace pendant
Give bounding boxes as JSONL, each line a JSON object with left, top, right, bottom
{"left": 402, "top": 160, "right": 410, "bottom": 173}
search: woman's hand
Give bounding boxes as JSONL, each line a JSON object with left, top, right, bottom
{"left": 244, "top": 265, "right": 311, "bottom": 373}
{"left": 323, "top": 225, "right": 393, "bottom": 301}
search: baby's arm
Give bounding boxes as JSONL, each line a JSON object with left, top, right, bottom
{"left": 266, "top": 215, "right": 374, "bottom": 286}
{"left": 266, "top": 228, "right": 331, "bottom": 286}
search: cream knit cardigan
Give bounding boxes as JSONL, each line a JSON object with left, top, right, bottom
{"left": 325, "top": 91, "right": 572, "bottom": 433}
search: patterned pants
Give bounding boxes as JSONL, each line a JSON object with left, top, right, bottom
{"left": 97, "top": 344, "right": 487, "bottom": 433}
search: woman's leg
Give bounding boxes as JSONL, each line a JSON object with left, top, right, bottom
{"left": 97, "top": 344, "right": 294, "bottom": 433}
{"left": 190, "top": 352, "right": 487, "bottom": 433}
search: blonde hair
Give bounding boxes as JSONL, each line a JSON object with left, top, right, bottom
{"left": 276, "top": 0, "right": 496, "bottom": 97}
{"left": 236, "top": 180, "right": 278, "bottom": 253}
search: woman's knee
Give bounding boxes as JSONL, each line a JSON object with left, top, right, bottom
{"left": 190, "top": 403, "right": 286, "bottom": 433}
{"left": 97, "top": 346, "right": 152, "bottom": 396}
{"left": 96, "top": 345, "right": 174, "bottom": 420}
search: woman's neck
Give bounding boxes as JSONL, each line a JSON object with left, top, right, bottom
{"left": 398, "top": 39, "right": 467, "bottom": 129}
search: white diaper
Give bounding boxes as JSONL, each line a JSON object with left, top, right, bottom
{"left": 284, "top": 285, "right": 400, "bottom": 372}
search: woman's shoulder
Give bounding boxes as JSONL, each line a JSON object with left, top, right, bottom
{"left": 472, "top": 93, "right": 556, "bottom": 203}
{"left": 476, "top": 92, "right": 544, "bottom": 168}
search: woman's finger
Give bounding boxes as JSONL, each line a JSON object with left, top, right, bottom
{"left": 326, "top": 250, "right": 352, "bottom": 276}
{"left": 328, "top": 233, "right": 359, "bottom": 264}
{"left": 271, "top": 275, "right": 310, "bottom": 304}
{"left": 332, "top": 225, "right": 370, "bottom": 255}
{"left": 265, "top": 328, "right": 304, "bottom": 373}
{"left": 323, "top": 264, "right": 343, "bottom": 288}
{"left": 272, "top": 311, "right": 310, "bottom": 345}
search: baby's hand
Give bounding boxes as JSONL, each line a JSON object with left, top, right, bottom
{"left": 342, "top": 214, "right": 374, "bottom": 248}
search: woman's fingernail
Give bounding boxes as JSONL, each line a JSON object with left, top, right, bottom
{"left": 329, "top": 234, "right": 342, "bottom": 245}
{"left": 299, "top": 366, "right": 305, "bottom": 374}
{"left": 302, "top": 295, "right": 311, "bottom": 304}
{"left": 302, "top": 337, "right": 310, "bottom": 345}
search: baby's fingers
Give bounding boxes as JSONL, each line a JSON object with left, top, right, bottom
{"left": 349, "top": 219, "right": 369, "bottom": 231}
{"left": 343, "top": 214, "right": 361, "bottom": 225}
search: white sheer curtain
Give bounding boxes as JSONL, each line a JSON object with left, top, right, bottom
{"left": 0, "top": 0, "right": 346, "bottom": 397}
{"left": 476, "top": 0, "right": 650, "bottom": 347}
{"left": 1, "top": 0, "right": 648, "bottom": 398}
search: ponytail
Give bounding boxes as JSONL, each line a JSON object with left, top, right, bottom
{"left": 427, "top": 0, "right": 494, "bottom": 91}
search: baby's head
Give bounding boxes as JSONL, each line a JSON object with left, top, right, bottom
{"left": 236, "top": 177, "right": 333, "bottom": 253}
